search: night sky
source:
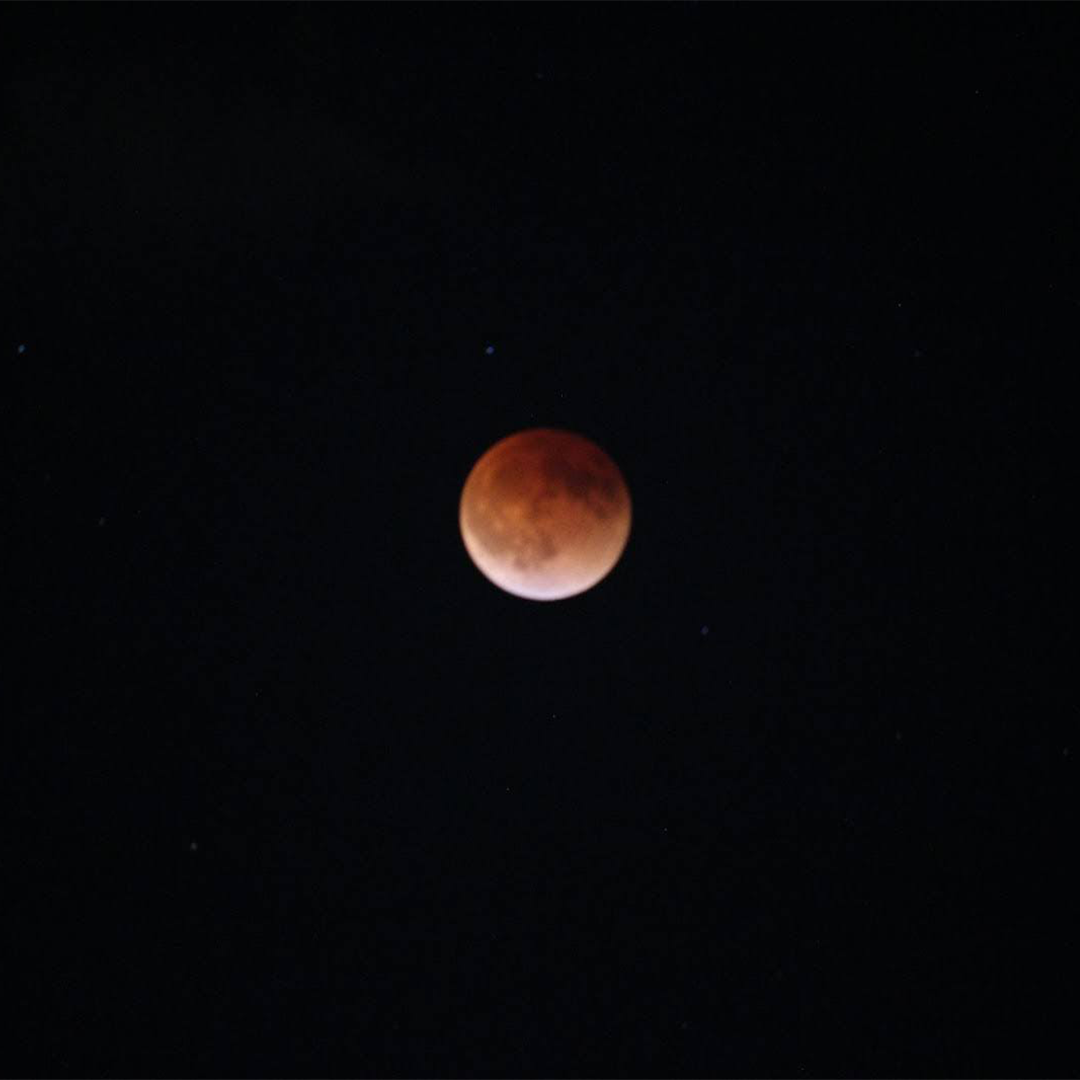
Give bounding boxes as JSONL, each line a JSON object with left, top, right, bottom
{"left": 6, "top": 7, "right": 1069, "bottom": 1077}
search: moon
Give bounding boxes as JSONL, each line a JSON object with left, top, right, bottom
{"left": 459, "top": 428, "right": 632, "bottom": 601}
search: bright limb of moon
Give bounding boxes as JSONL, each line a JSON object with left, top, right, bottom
{"left": 459, "top": 428, "right": 632, "bottom": 601}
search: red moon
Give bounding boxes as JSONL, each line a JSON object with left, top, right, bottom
{"left": 459, "top": 428, "right": 632, "bottom": 601}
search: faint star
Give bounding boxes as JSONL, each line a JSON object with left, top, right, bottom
{"left": 484, "top": 344, "right": 495, "bottom": 355}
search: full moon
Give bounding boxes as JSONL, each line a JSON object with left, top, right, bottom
{"left": 459, "top": 428, "right": 632, "bottom": 601}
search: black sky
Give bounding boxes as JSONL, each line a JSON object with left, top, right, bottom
{"left": 6, "top": 6, "right": 1069, "bottom": 1077}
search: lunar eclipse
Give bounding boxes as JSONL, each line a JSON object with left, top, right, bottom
{"left": 459, "top": 428, "right": 632, "bottom": 601}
